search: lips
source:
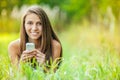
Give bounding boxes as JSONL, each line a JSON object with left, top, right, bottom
{"left": 28, "top": 31, "right": 41, "bottom": 39}
{"left": 31, "top": 32, "right": 39, "bottom": 36}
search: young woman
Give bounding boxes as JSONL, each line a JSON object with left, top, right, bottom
{"left": 8, "top": 6, "right": 62, "bottom": 70}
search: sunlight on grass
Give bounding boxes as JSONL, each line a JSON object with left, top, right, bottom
{"left": 0, "top": 24, "right": 120, "bottom": 79}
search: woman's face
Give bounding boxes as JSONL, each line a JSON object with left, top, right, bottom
{"left": 25, "top": 13, "right": 42, "bottom": 40}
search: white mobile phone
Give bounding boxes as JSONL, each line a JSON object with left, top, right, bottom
{"left": 26, "top": 43, "right": 35, "bottom": 50}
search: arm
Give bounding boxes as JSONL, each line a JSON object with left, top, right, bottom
{"left": 8, "top": 40, "right": 20, "bottom": 67}
{"left": 52, "top": 40, "right": 62, "bottom": 69}
{"left": 8, "top": 40, "right": 38, "bottom": 67}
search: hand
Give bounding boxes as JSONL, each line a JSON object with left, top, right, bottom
{"left": 20, "top": 50, "right": 37, "bottom": 63}
{"left": 20, "top": 49, "right": 45, "bottom": 66}
{"left": 34, "top": 49, "right": 46, "bottom": 65}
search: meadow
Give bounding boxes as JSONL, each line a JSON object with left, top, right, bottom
{"left": 0, "top": 24, "right": 120, "bottom": 80}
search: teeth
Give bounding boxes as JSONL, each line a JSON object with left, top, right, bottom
{"left": 31, "top": 32, "right": 38, "bottom": 35}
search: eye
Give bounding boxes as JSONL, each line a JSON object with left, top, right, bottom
{"left": 37, "top": 22, "right": 42, "bottom": 26}
{"left": 27, "top": 21, "right": 33, "bottom": 25}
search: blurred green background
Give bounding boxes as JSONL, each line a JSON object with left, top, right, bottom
{"left": 1, "top": 0, "right": 120, "bottom": 79}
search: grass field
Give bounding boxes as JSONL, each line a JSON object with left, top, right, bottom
{"left": 0, "top": 25, "right": 120, "bottom": 80}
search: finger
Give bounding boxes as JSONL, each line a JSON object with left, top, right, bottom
{"left": 36, "top": 58, "right": 45, "bottom": 65}
{"left": 36, "top": 51, "right": 45, "bottom": 56}
{"left": 22, "top": 50, "right": 31, "bottom": 54}
{"left": 36, "top": 50, "right": 43, "bottom": 54}
{"left": 21, "top": 53, "right": 32, "bottom": 58}
{"left": 31, "top": 49, "right": 45, "bottom": 56}
{"left": 36, "top": 56, "right": 45, "bottom": 62}
{"left": 21, "top": 54, "right": 35, "bottom": 61}
{"left": 28, "top": 50, "right": 38, "bottom": 55}
{"left": 36, "top": 54, "right": 45, "bottom": 59}
{"left": 23, "top": 49, "right": 37, "bottom": 54}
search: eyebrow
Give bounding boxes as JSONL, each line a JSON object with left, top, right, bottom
{"left": 26, "top": 20, "right": 41, "bottom": 22}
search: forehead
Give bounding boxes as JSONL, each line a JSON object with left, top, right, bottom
{"left": 25, "top": 13, "right": 41, "bottom": 21}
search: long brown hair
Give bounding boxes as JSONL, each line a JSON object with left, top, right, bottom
{"left": 20, "top": 6, "right": 62, "bottom": 65}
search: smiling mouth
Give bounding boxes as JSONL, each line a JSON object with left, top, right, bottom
{"left": 31, "top": 32, "right": 38, "bottom": 35}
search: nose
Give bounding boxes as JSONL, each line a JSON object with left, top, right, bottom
{"left": 32, "top": 24, "right": 38, "bottom": 31}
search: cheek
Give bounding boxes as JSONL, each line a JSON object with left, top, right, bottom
{"left": 40, "top": 27, "right": 42, "bottom": 32}
{"left": 24, "top": 24, "right": 27, "bottom": 31}
{"left": 39, "top": 26, "right": 42, "bottom": 32}
{"left": 25, "top": 26, "right": 28, "bottom": 32}
{"left": 25, "top": 26, "right": 30, "bottom": 35}
{"left": 25, "top": 24, "right": 30, "bottom": 31}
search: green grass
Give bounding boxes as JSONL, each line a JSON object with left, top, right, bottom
{"left": 0, "top": 25, "right": 120, "bottom": 80}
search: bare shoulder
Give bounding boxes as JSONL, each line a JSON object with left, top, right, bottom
{"left": 52, "top": 39, "right": 61, "bottom": 60}
{"left": 8, "top": 39, "right": 20, "bottom": 49}
{"left": 52, "top": 39, "right": 61, "bottom": 49}
{"left": 8, "top": 39, "right": 20, "bottom": 65}
{"left": 8, "top": 39, "right": 20, "bottom": 54}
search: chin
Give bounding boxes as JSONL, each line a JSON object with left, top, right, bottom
{"left": 30, "top": 36, "right": 40, "bottom": 40}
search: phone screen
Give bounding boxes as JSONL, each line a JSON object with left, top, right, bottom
{"left": 26, "top": 43, "right": 35, "bottom": 50}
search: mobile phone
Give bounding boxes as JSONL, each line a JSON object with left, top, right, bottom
{"left": 26, "top": 43, "right": 35, "bottom": 50}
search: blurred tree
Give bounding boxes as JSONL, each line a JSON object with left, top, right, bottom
{"left": 0, "top": 0, "right": 16, "bottom": 16}
{"left": 61, "top": 0, "right": 91, "bottom": 22}
{"left": 111, "top": 0, "right": 120, "bottom": 27}
{"left": 90, "top": 0, "right": 99, "bottom": 26}
{"left": 97, "top": 0, "right": 120, "bottom": 32}
{"left": 1, "top": 0, "right": 120, "bottom": 33}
